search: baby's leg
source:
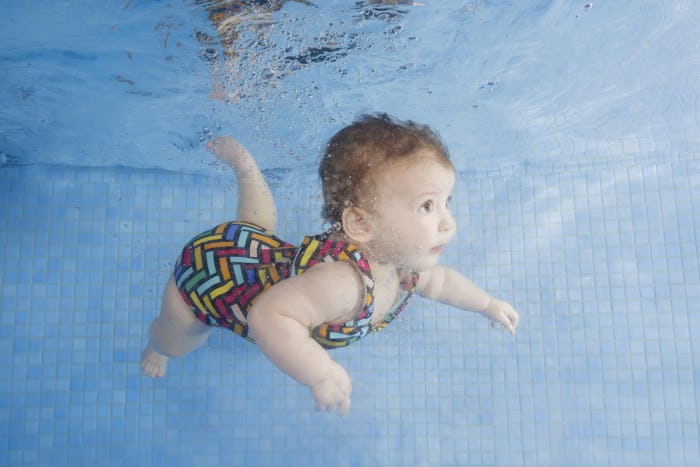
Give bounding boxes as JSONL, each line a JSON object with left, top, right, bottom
{"left": 207, "top": 136, "right": 277, "bottom": 233}
{"left": 141, "top": 276, "right": 211, "bottom": 378}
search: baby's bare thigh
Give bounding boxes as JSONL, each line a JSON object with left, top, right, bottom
{"left": 160, "top": 276, "right": 210, "bottom": 335}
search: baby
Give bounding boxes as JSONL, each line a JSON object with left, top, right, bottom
{"left": 141, "top": 113, "right": 519, "bottom": 415}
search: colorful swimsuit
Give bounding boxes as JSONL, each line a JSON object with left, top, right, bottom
{"left": 173, "top": 221, "right": 419, "bottom": 349}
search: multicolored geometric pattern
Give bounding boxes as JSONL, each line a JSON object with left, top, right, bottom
{"left": 174, "top": 221, "right": 296, "bottom": 340}
{"left": 293, "top": 234, "right": 375, "bottom": 348}
{"left": 372, "top": 271, "right": 420, "bottom": 331}
{"left": 293, "top": 234, "right": 420, "bottom": 349}
{"left": 173, "top": 222, "right": 419, "bottom": 349}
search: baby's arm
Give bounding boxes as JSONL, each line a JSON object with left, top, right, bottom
{"left": 246, "top": 262, "right": 363, "bottom": 416}
{"left": 417, "top": 266, "right": 519, "bottom": 334}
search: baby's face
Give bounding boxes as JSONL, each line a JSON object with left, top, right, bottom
{"left": 365, "top": 152, "right": 456, "bottom": 271}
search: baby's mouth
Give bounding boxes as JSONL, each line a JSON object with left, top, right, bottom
{"left": 430, "top": 244, "right": 445, "bottom": 254}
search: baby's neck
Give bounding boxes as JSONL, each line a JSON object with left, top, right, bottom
{"left": 327, "top": 229, "right": 402, "bottom": 274}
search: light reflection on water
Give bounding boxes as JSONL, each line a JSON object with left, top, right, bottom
{"left": 2, "top": 1, "right": 697, "bottom": 178}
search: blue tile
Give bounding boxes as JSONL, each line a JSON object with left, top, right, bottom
{"left": 2, "top": 111, "right": 700, "bottom": 467}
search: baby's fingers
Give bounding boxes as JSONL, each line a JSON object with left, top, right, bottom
{"left": 315, "top": 394, "right": 351, "bottom": 416}
{"left": 501, "top": 315, "right": 516, "bottom": 335}
{"left": 491, "top": 315, "right": 515, "bottom": 335}
{"left": 338, "top": 396, "right": 351, "bottom": 416}
{"left": 508, "top": 307, "right": 520, "bottom": 331}
{"left": 311, "top": 379, "right": 352, "bottom": 416}
{"left": 486, "top": 299, "right": 519, "bottom": 335}
{"left": 497, "top": 307, "right": 519, "bottom": 335}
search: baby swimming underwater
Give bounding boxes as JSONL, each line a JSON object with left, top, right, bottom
{"left": 141, "top": 113, "right": 519, "bottom": 416}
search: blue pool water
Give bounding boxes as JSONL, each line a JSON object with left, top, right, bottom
{"left": 1, "top": 1, "right": 699, "bottom": 466}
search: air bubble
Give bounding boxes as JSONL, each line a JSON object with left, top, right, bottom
{"left": 203, "top": 48, "right": 217, "bottom": 61}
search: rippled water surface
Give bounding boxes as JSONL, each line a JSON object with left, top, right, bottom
{"left": 3, "top": 1, "right": 697, "bottom": 175}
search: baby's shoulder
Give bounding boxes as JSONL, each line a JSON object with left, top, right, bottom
{"left": 294, "top": 233, "right": 370, "bottom": 275}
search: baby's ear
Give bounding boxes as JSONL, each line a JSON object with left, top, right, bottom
{"left": 341, "top": 206, "right": 374, "bottom": 243}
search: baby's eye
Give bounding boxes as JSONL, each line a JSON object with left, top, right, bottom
{"left": 419, "top": 200, "right": 434, "bottom": 213}
{"left": 445, "top": 196, "right": 452, "bottom": 208}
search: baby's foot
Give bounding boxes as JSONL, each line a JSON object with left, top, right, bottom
{"left": 206, "top": 135, "right": 256, "bottom": 174}
{"left": 141, "top": 345, "right": 168, "bottom": 378}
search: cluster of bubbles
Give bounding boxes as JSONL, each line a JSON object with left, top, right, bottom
{"left": 192, "top": 1, "right": 415, "bottom": 102}
{"left": 182, "top": 0, "right": 423, "bottom": 170}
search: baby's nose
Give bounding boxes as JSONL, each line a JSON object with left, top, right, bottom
{"left": 440, "top": 210, "right": 455, "bottom": 233}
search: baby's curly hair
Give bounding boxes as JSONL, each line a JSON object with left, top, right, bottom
{"left": 319, "top": 113, "right": 453, "bottom": 227}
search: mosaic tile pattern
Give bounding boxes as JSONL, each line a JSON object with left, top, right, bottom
{"left": 1, "top": 158, "right": 699, "bottom": 466}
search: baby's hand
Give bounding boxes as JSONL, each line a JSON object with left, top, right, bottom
{"left": 481, "top": 298, "right": 519, "bottom": 335}
{"left": 310, "top": 361, "right": 352, "bottom": 416}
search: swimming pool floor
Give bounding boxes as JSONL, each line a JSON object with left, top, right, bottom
{"left": 1, "top": 157, "right": 699, "bottom": 466}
